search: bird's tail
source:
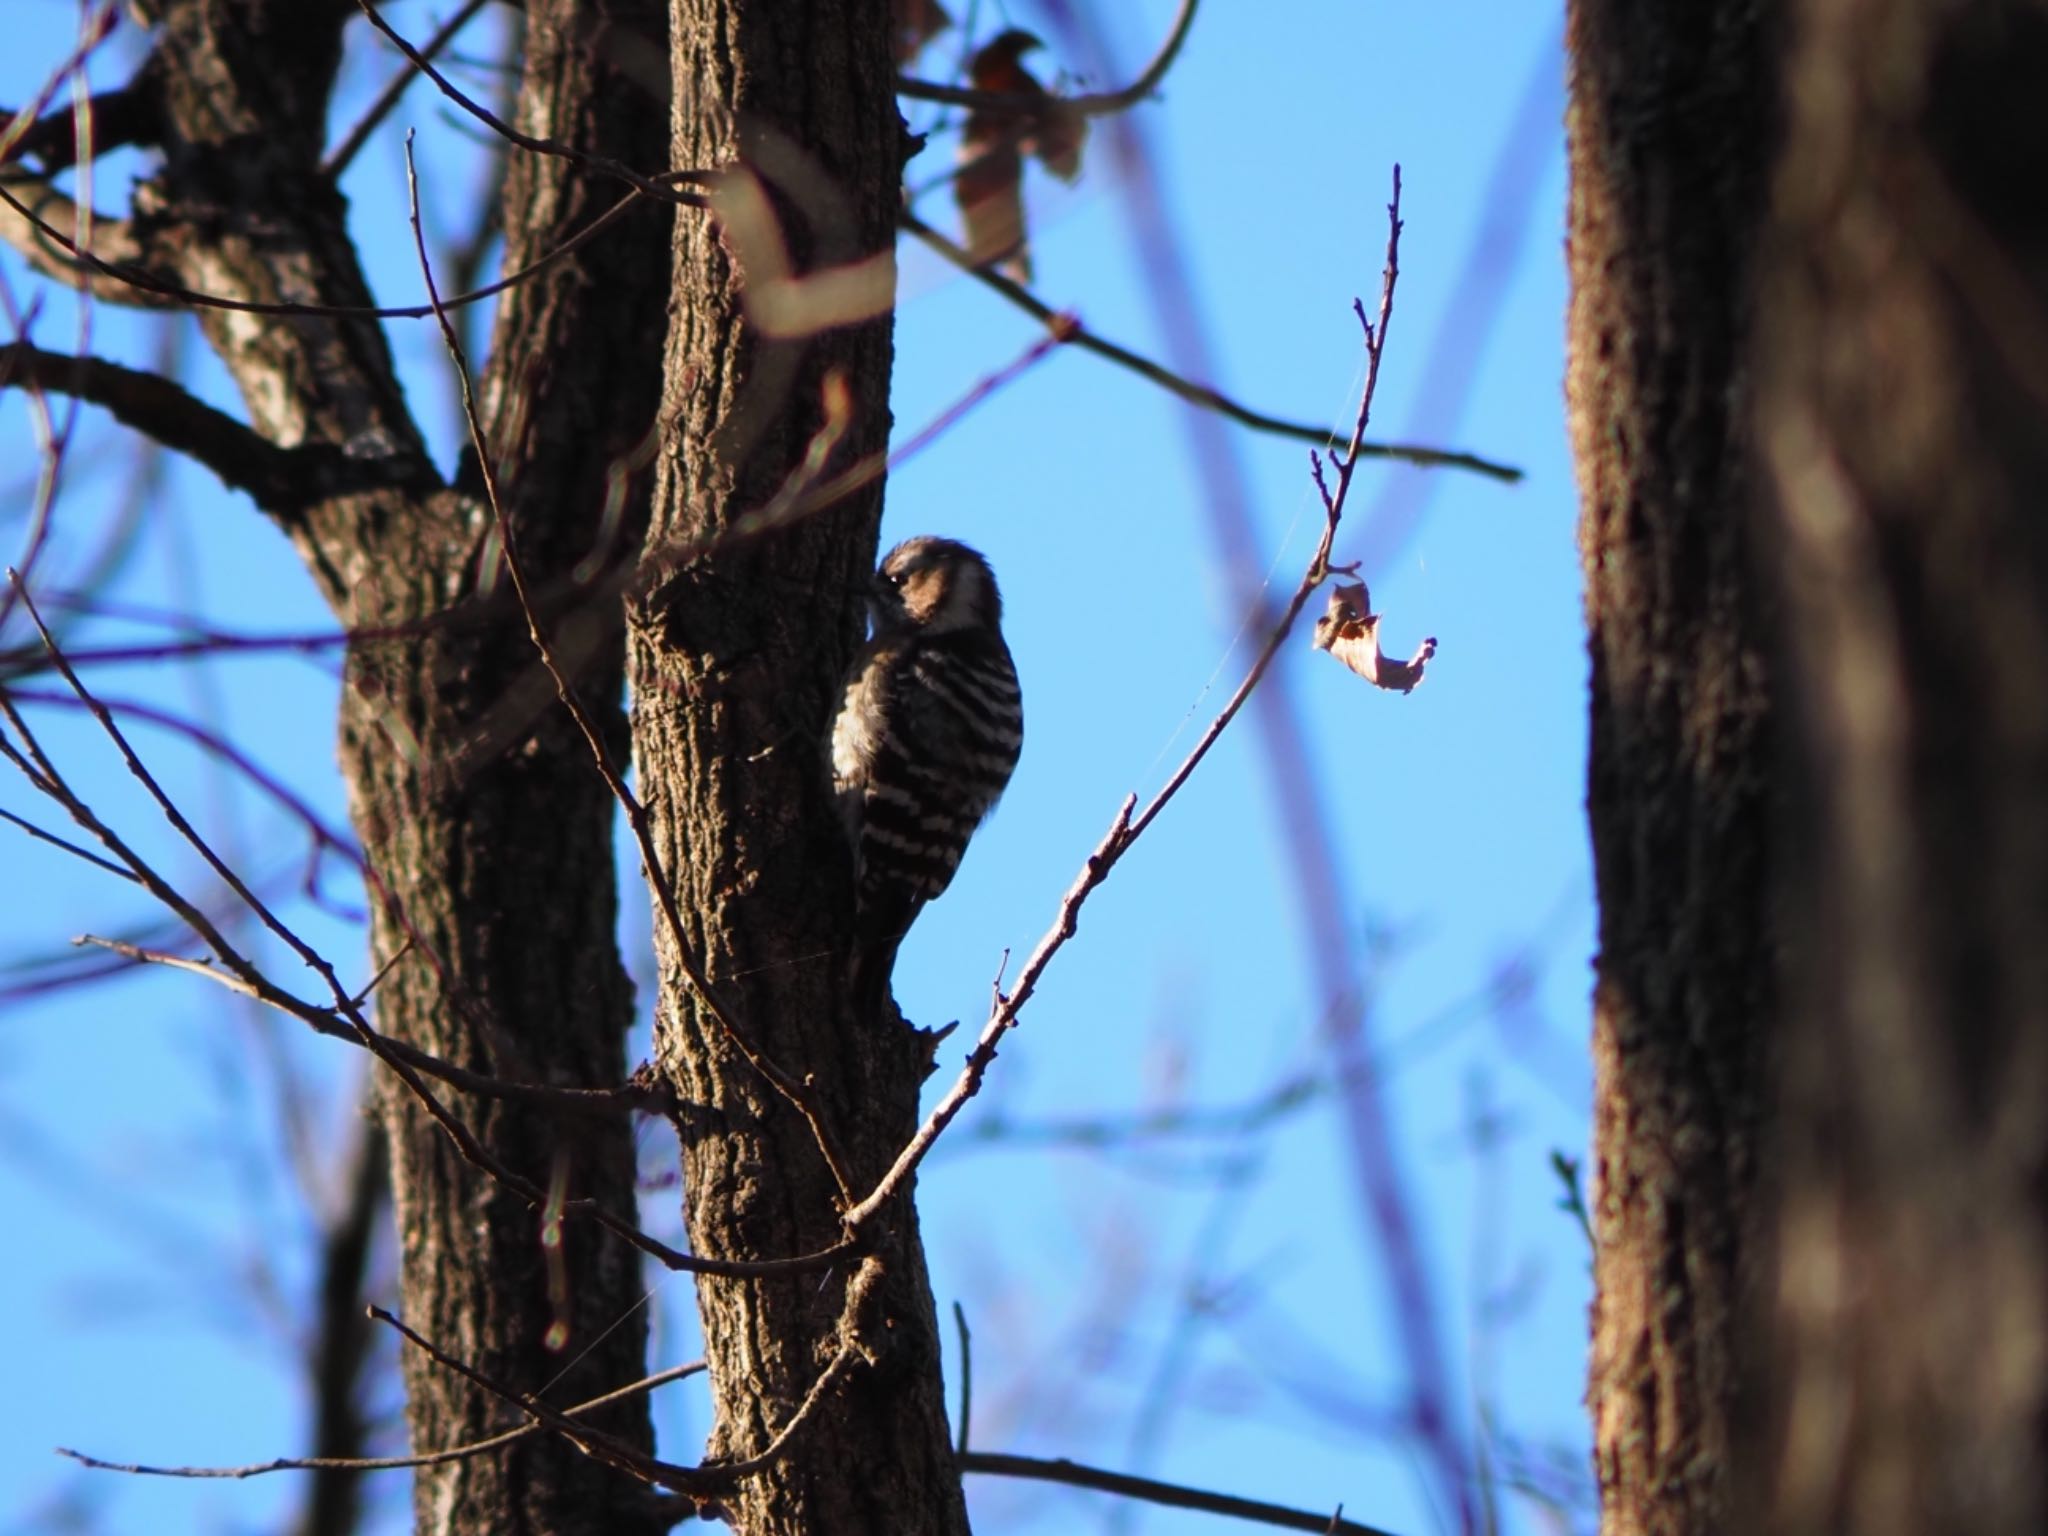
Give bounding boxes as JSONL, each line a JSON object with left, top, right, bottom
{"left": 848, "top": 893, "right": 920, "bottom": 1027}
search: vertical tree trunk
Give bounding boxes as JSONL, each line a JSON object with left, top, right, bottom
{"left": 138, "top": 4, "right": 674, "bottom": 1531}
{"left": 1755, "top": 2, "right": 2048, "bottom": 1529}
{"left": 626, "top": 2, "right": 971, "bottom": 1530}
{"left": 1565, "top": 5, "right": 1779, "bottom": 1532}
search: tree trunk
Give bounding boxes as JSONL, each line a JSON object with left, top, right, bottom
{"left": 625, "top": 1, "right": 970, "bottom": 1531}
{"left": 1754, "top": 1, "right": 2048, "bottom": 1529}
{"left": 1565, "top": 5, "right": 1780, "bottom": 1533}
{"left": 137, "top": 3, "right": 673, "bottom": 1532}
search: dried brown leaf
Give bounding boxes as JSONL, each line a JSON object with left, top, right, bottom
{"left": 1310, "top": 582, "right": 1437, "bottom": 693}
{"left": 953, "top": 30, "right": 1089, "bottom": 280}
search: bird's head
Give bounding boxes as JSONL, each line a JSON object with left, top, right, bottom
{"left": 871, "top": 536, "right": 1004, "bottom": 636}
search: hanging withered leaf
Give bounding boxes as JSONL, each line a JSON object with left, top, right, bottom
{"left": 894, "top": 0, "right": 953, "bottom": 66}
{"left": 956, "top": 29, "right": 1089, "bottom": 281}
{"left": 1311, "top": 582, "right": 1437, "bottom": 693}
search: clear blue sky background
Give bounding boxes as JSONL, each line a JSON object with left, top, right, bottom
{"left": 0, "top": 4, "right": 1586, "bottom": 1534}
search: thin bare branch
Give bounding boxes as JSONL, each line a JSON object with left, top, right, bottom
{"left": 58, "top": 1363, "right": 707, "bottom": 1480}
{"left": 897, "top": 0, "right": 1199, "bottom": 116}
{"left": 356, "top": 2, "right": 704, "bottom": 206}
{"left": 959, "top": 1452, "right": 1402, "bottom": 1536}
{"left": 898, "top": 207, "right": 1515, "bottom": 482}
{"left": 845, "top": 169, "right": 1406, "bottom": 1239}
{"left": 8, "top": 685, "right": 361, "bottom": 863}
{"left": 68, "top": 935, "right": 645, "bottom": 1114}
{"left": 3, "top": 597, "right": 845, "bottom": 1283}
{"left": 0, "top": 173, "right": 664, "bottom": 321}
{"left": 324, "top": 0, "right": 493, "bottom": 178}
{"left": 0, "top": 803, "right": 138, "bottom": 880}
{"left": 375, "top": 1307, "right": 853, "bottom": 1497}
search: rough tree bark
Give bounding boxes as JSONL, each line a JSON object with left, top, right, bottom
{"left": 1565, "top": 5, "right": 1779, "bottom": 1533}
{"left": 1753, "top": 1, "right": 2048, "bottom": 1529}
{"left": 625, "top": 1, "right": 971, "bottom": 1532}
{"left": 126, "top": 3, "right": 672, "bottom": 1532}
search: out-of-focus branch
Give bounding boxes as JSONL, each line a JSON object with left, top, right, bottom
{"left": 0, "top": 618, "right": 850, "bottom": 1285}
{"left": 897, "top": 0, "right": 1198, "bottom": 116}
{"left": 0, "top": 342, "right": 302, "bottom": 506}
{"left": 0, "top": 4, "right": 127, "bottom": 170}
{"left": 2, "top": 82, "right": 161, "bottom": 173}
{"left": 294, "top": 1115, "right": 386, "bottom": 1536}
{"left": 959, "top": 1452, "right": 1401, "bottom": 1536}
{"left": 0, "top": 175, "right": 176, "bottom": 307}
{"left": 899, "top": 207, "right": 1520, "bottom": 482}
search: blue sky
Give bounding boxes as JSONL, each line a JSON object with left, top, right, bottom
{"left": 0, "top": 4, "right": 1587, "bottom": 1533}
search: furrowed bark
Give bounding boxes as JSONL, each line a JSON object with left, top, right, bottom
{"left": 136, "top": 3, "right": 672, "bottom": 1531}
{"left": 626, "top": 1, "right": 970, "bottom": 1530}
{"left": 1565, "top": 5, "right": 1779, "bottom": 1533}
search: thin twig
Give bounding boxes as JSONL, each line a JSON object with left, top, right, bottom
{"left": 0, "top": 173, "right": 667, "bottom": 320}
{"left": 373, "top": 1308, "right": 702, "bottom": 1491}
{"left": 959, "top": 1451, "right": 1402, "bottom": 1536}
{"left": 0, "top": 802, "right": 136, "bottom": 879}
{"left": 8, "top": 686, "right": 362, "bottom": 868}
{"left": 376, "top": 1307, "right": 855, "bottom": 1495}
{"left": 357, "top": 2, "right": 702, "bottom": 206}
{"left": 325, "top": 0, "right": 493, "bottom": 178}
{"left": 844, "top": 169, "right": 1406, "bottom": 1238}
{"left": 897, "top": 207, "right": 1516, "bottom": 483}
{"left": 68, "top": 935, "right": 652, "bottom": 1118}
{"left": 58, "top": 1362, "right": 705, "bottom": 1481}
{"left": 2, "top": 610, "right": 844, "bottom": 1283}
{"left": 400, "top": 138, "right": 857, "bottom": 1205}
{"left": 897, "top": 0, "right": 1198, "bottom": 116}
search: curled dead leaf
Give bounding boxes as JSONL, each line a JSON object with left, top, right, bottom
{"left": 956, "top": 30, "right": 1090, "bottom": 282}
{"left": 1310, "top": 582, "right": 1437, "bottom": 693}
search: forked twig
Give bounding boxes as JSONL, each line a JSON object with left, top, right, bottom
{"left": 59, "top": 1362, "right": 706, "bottom": 1480}
{"left": 375, "top": 1307, "right": 857, "bottom": 1497}
{"left": 845, "top": 167, "right": 1406, "bottom": 1237}
{"left": 0, "top": 624, "right": 847, "bottom": 1283}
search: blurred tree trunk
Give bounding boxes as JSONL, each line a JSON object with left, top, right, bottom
{"left": 1753, "top": 0, "right": 2048, "bottom": 1529}
{"left": 1565, "top": 5, "right": 1779, "bottom": 1533}
{"left": 137, "top": 3, "right": 673, "bottom": 1533}
{"left": 624, "top": 1, "right": 972, "bottom": 1530}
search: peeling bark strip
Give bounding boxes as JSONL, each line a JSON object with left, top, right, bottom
{"left": 1565, "top": 4, "right": 1778, "bottom": 1534}
{"left": 133, "top": 2, "right": 674, "bottom": 1532}
{"left": 627, "top": 1, "right": 971, "bottom": 1530}
{"left": 1756, "top": 2, "right": 2048, "bottom": 1529}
